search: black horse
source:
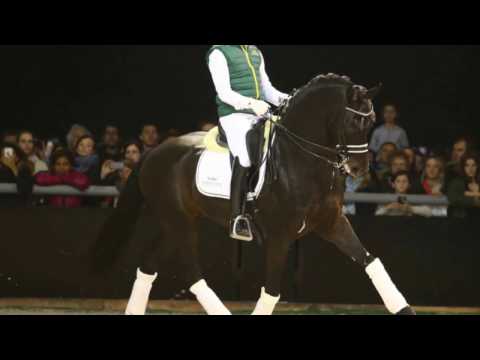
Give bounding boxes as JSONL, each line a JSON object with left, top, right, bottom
{"left": 91, "top": 73, "right": 415, "bottom": 315}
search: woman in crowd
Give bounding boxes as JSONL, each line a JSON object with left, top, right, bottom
{"left": 100, "top": 140, "right": 142, "bottom": 185}
{"left": 420, "top": 156, "right": 445, "bottom": 195}
{"left": 375, "top": 171, "right": 442, "bottom": 217}
{"left": 99, "top": 140, "right": 143, "bottom": 207}
{"left": 74, "top": 134, "right": 100, "bottom": 182}
{"left": 66, "top": 124, "right": 92, "bottom": 153}
{"left": 35, "top": 149, "right": 90, "bottom": 208}
{"left": 0, "top": 142, "right": 35, "bottom": 207}
{"left": 17, "top": 130, "right": 48, "bottom": 175}
{"left": 373, "top": 142, "right": 397, "bottom": 179}
{"left": 447, "top": 153, "right": 480, "bottom": 219}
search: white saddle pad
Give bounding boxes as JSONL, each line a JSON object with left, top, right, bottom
{"left": 195, "top": 150, "right": 267, "bottom": 201}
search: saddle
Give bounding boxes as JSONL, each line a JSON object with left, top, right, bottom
{"left": 203, "top": 118, "right": 275, "bottom": 192}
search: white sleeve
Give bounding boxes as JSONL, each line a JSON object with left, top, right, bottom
{"left": 208, "top": 50, "right": 252, "bottom": 111}
{"left": 375, "top": 205, "right": 388, "bottom": 216}
{"left": 259, "top": 54, "right": 289, "bottom": 106}
{"left": 410, "top": 206, "right": 433, "bottom": 217}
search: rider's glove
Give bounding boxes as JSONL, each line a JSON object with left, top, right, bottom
{"left": 247, "top": 98, "right": 271, "bottom": 116}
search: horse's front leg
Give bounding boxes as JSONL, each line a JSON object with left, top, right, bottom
{"left": 252, "top": 233, "right": 291, "bottom": 315}
{"left": 316, "top": 215, "right": 416, "bottom": 315}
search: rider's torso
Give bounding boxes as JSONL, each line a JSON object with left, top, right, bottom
{"left": 207, "top": 45, "right": 265, "bottom": 117}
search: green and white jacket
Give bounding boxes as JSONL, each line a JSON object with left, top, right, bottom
{"left": 207, "top": 45, "right": 289, "bottom": 118}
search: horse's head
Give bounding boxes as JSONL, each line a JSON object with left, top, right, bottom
{"left": 341, "top": 82, "right": 380, "bottom": 178}
{"left": 278, "top": 73, "right": 379, "bottom": 178}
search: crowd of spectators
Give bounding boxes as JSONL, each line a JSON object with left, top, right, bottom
{"left": 344, "top": 103, "right": 480, "bottom": 219}
{"left": 0, "top": 121, "right": 215, "bottom": 209}
{"left": 1, "top": 103, "right": 479, "bottom": 220}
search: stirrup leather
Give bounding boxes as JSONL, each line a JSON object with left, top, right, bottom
{"left": 231, "top": 215, "right": 253, "bottom": 242}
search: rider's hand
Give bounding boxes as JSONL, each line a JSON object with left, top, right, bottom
{"left": 248, "top": 99, "right": 270, "bottom": 116}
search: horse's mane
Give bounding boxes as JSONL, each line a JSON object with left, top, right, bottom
{"left": 278, "top": 74, "right": 353, "bottom": 119}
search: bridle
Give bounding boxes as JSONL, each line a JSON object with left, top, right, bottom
{"left": 268, "top": 99, "right": 374, "bottom": 176}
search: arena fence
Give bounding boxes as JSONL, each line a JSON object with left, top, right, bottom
{"left": 0, "top": 183, "right": 449, "bottom": 205}
{"left": 0, "top": 209, "right": 477, "bottom": 307}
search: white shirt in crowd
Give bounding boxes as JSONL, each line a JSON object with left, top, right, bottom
{"left": 374, "top": 204, "right": 447, "bottom": 217}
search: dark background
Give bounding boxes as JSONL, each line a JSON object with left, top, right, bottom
{"left": 0, "top": 45, "right": 478, "bottom": 150}
{"left": 0, "top": 208, "right": 477, "bottom": 307}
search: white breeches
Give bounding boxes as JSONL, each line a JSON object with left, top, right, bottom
{"left": 219, "top": 113, "right": 260, "bottom": 168}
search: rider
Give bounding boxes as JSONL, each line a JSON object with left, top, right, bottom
{"left": 207, "top": 45, "right": 290, "bottom": 241}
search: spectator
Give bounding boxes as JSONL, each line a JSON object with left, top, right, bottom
{"left": 139, "top": 123, "right": 159, "bottom": 152}
{"left": 373, "top": 142, "right": 397, "bottom": 179}
{"left": 17, "top": 130, "right": 48, "bottom": 174}
{"left": 120, "top": 141, "right": 142, "bottom": 187}
{"left": 447, "top": 153, "right": 480, "bottom": 219}
{"left": 100, "top": 141, "right": 142, "bottom": 184}
{"left": 0, "top": 142, "right": 34, "bottom": 207}
{"left": 1, "top": 129, "right": 18, "bottom": 146}
{"left": 377, "top": 151, "right": 410, "bottom": 193}
{"left": 375, "top": 171, "right": 439, "bottom": 217}
{"left": 35, "top": 149, "right": 90, "bottom": 208}
{"left": 98, "top": 140, "right": 143, "bottom": 207}
{"left": 419, "top": 156, "right": 446, "bottom": 196}
{"left": 74, "top": 134, "right": 100, "bottom": 183}
{"left": 343, "top": 175, "right": 364, "bottom": 215}
{"left": 403, "top": 148, "right": 417, "bottom": 175}
{"left": 124, "top": 140, "right": 143, "bottom": 165}
{"left": 97, "top": 124, "right": 123, "bottom": 163}
{"left": 445, "top": 137, "right": 473, "bottom": 187}
{"left": 66, "top": 124, "right": 92, "bottom": 152}
{"left": 369, "top": 103, "right": 409, "bottom": 153}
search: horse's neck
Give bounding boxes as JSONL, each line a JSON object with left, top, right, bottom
{"left": 281, "top": 113, "right": 339, "bottom": 151}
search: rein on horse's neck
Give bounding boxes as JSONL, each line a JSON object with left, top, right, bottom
{"left": 280, "top": 85, "right": 348, "bottom": 153}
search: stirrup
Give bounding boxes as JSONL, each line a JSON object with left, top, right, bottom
{"left": 231, "top": 215, "right": 254, "bottom": 242}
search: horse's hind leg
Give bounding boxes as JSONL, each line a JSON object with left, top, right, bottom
{"left": 125, "top": 222, "right": 170, "bottom": 315}
{"left": 317, "top": 216, "right": 415, "bottom": 315}
{"left": 176, "top": 220, "right": 231, "bottom": 315}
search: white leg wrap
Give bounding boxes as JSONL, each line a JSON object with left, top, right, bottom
{"left": 125, "top": 268, "right": 158, "bottom": 315}
{"left": 189, "top": 279, "right": 231, "bottom": 315}
{"left": 365, "top": 258, "right": 409, "bottom": 314}
{"left": 252, "top": 287, "right": 280, "bottom": 315}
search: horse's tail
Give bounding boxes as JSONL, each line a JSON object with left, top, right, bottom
{"left": 89, "top": 165, "right": 144, "bottom": 275}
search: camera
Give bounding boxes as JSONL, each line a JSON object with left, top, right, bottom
{"left": 110, "top": 161, "right": 124, "bottom": 171}
{"left": 3, "top": 147, "right": 14, "bottom": 158}
{"left": 397, "top": 196, "right": 408, "bottom": 204}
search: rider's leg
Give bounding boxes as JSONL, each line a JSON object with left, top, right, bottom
{"left": 220, "top": 114, "right": 258, "bottom": 241}
{"left": 219, "top": 113, "right": 257, "bottom": 168}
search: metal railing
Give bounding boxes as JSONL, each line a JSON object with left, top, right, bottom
{"left": 0, "top": 184, "right": 119, "bottom": 197}
{"left": 0, "top": 183, "right": 450, "bottom": 205}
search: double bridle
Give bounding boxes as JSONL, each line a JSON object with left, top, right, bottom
{"left": 267, "top": 100, "right": 374, "bottom": 176}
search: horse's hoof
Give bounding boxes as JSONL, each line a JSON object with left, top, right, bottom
{"left": 396, "top": 306, "right": 416, "bottom": 315}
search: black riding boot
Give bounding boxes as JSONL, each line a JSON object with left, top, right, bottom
{"left": 229, "top": 157, "right": 253, "bottom": 241}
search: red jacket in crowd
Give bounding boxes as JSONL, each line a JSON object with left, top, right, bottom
{"left": 35, "top": 170, "right": 91, "bottom": 208}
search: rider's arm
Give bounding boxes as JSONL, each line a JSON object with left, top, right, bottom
{"left": 259, "top": 54, "right": 290, "bottom": 107}
{"left": 208, "top": 50, "right": 252, "bottom": 111}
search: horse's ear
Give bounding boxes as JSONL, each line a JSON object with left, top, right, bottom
{"left": 366, "top": 83, "right": 382, "bottom": 99}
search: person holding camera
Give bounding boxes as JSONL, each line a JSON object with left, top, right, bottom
{"left": 17, "top": 130, "right": 48, "bottom": 175}
{"left": 0, "top": 142, "right": 34, "bottom": 207}
{"left": 98, "top": 141, "right": 143, "bottom": 207}
{"left": 375, "top": 171, "right": 441, "bottom": 217}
